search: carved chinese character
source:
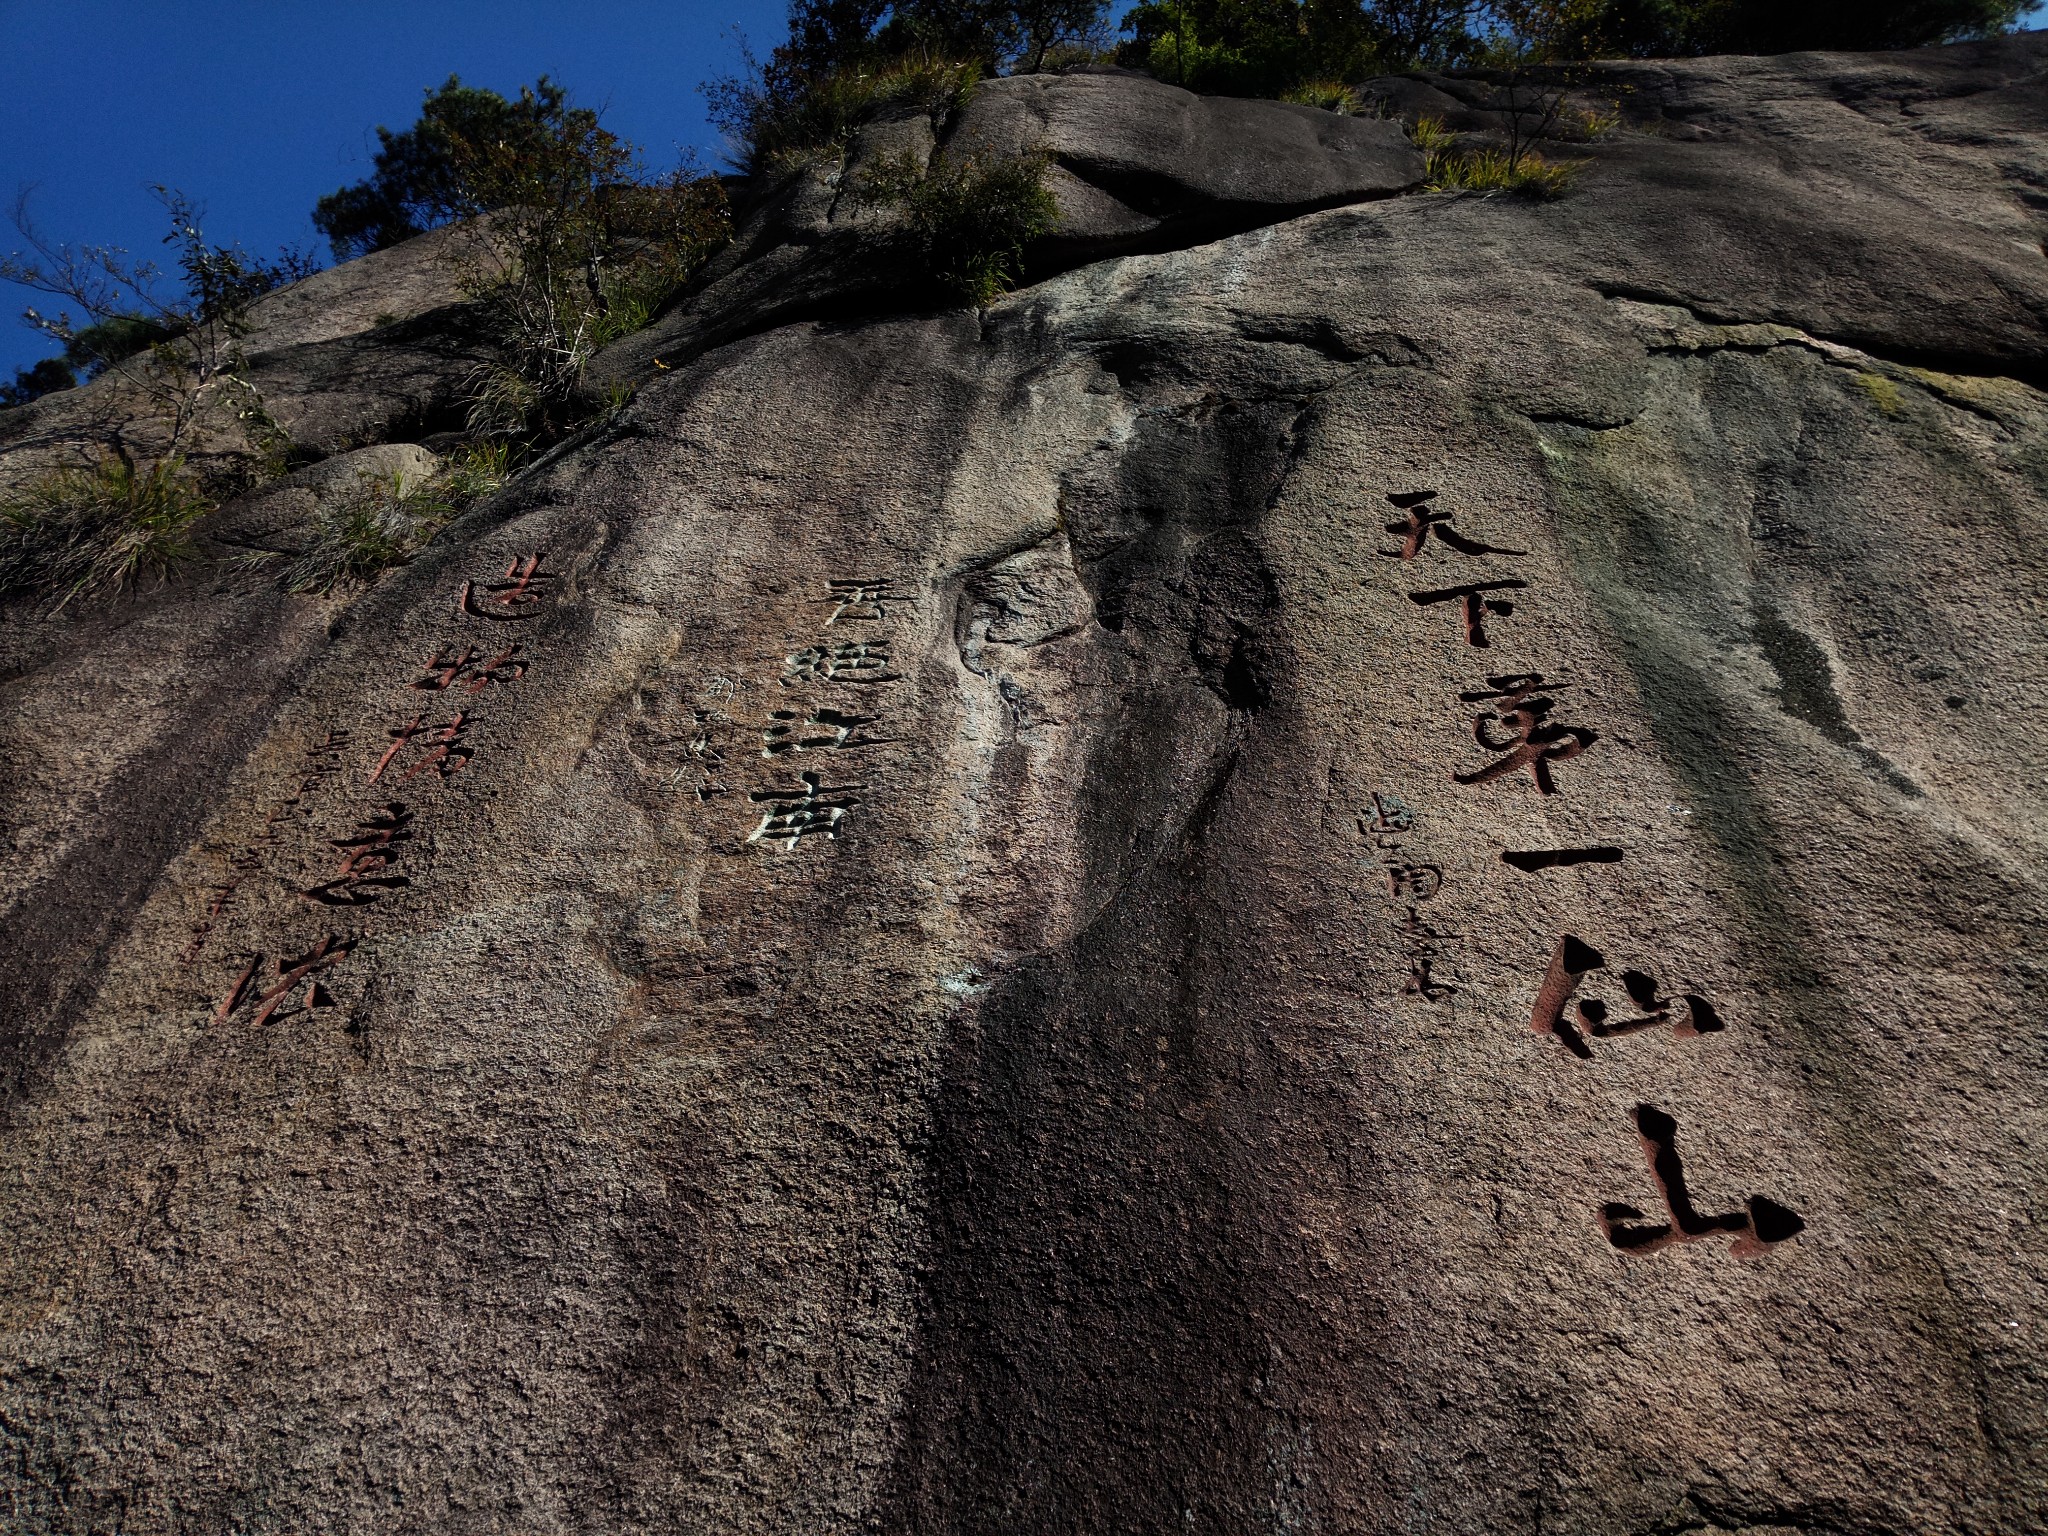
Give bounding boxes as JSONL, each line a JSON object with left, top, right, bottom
{"left": 1384, "top": 861, "right": 1444, "bottom": 900}
{"left": 459, "top": 555, "right": 551, "bottom": 621}
{"left": 1453, "top": 674, "right": 1597, "bottom": 795}
{"left": 747, "top": 771, "right": 863, "bottom": 850}
{"left": 412, "top": 643, "right": 527, "bottom": 694}
{"left": 1529, "top": 935, "right": 1725, "bottom": 1060}
{"left": 214, "top": 935, "right": 356, "bottom": 1027}
{"left": 287, "top": 730, "right": 350, "bottom": 799}
{"left": 1403, "top": 955, "right": 1456, "bottom": 1001}
{"left": 369, "top": 712, "right": 473, "bottom": 786}
{"left": 820, "top": 578, "right": 906, "bottom": 625}
{"left": 1394, "top": 909, "right": 1459, "bottom": 1001}
{"left": 1501, "top": 846, "right": 1624, "bottom": 873}
{"left": 781, "top": 640, "right": 895, "bottom": 687}
{"left": 1580, "top": 970, "right": 1723, "bottom": 1040}
{"left": 302, "top": 802, "right": 414, "bottom": 906}
{"left": 1408, "top": 579, "right": 1529, "bottom": 648}
{"left": 761, "top": 706, "right": 886, "bottom": 756}
{"left": 1360, "top": 790, "right": 1416, "bottom": 837}
{"left": 1380, "top": 492, "right": 1529, "bottom": 561}
{"left": 1599, "top": 1105, "right": 1805, "bottom": 1257}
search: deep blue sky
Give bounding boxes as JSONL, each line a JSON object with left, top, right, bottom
{"left": 0, "top": 0, "right": 785, "bottom": 375}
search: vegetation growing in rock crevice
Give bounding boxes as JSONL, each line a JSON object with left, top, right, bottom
{"left": 311, "top": 76, "right": 734, "bottom": 446}
{"left": 0, "top": 456, "right": 212, "bottom": 610}
{"left": 855, "top": 146, "right": 1061, "bottom": 305}
{"left": 704, "top": 0, "right": 1110, "bottom": 174}
{"left": 238, "top": 441, "right": 510, "bottom": 598}
{"left": 714, "top": 53, "right": 988, "bottom": 176}
{"left": 325, "top": 79, "right": 735, "bottom": 444}
{"left": 1410, "top": 112, "right": 1586, "bottom": 198}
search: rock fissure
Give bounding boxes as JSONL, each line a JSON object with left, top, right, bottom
{"left": 1590, "top": 280, "right": 2048, "bottom": 393}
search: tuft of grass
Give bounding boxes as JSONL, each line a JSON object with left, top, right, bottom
{"left": 1409, "top": 116, "right": 1581, "bottom": 199}
{"left": 441, "top": 439, "right": 513, "bottom": 501}
{"left": 464, "top": 364, "right": 543, "bottom": 440}
{"left": 0, "top": 457, "right": 211, "bottom": 609}
{"left": 1556, "top": 103, "right": 1622, "bottom": 142}
{"left": 590, "top": 290, "right": 656, "bottom": 350}
{"left": 855, "top": 148, "right": 1058, "bottom": 308}
{"left": 1281, "top": 80, "right": 1363, "bottom": 115}
{"left": 1409, "top": 115, "right": 1459, "bottom": 160}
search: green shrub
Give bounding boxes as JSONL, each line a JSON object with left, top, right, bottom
{"left": 1118, "top": 0, "right": 1386, "bottom": 95}
{"left": 855, "top": 147, "right": 1059, "bottom": 307}
{"left": 1117, "top": 0, "right": 2029, "bottom": 83}
{"left": 312, "top": 76, "right": 594, "bottom": 260}
{"left": 0, "top": 457, "right": 211, "bottom": 608}
{"left": 731, "top": 57, "right": 984, "bottom": 176}
{"left": 1142, "top": 31, "right": 1268, "bottom": 94}
{"left": 437, "top": 90, "right": 731, "bottom": 443}
{"left": 702, "top": 0, "right": 1108, "bottom": 171}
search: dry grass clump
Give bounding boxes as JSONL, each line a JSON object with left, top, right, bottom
{"left": 263, "top": 442, "right": 510, "bottom": 597}
{"left": 0, "top": 456, "right": 211, "bottom": 609}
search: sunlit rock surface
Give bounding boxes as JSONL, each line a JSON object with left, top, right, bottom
{"left": 2, "top": 37, "right": 2045, "bottom": 1536}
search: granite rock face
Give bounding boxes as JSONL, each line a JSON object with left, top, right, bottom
{"left": 3, "top": 37, "right": 2047, "bottom": 1536}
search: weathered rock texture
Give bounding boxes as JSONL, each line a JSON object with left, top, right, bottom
{"left": 4, "top": 38, "right": 2047, "bottom": 1536}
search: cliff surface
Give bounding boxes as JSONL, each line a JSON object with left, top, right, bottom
{"left": 3, "top": 39, "right": 2046, "bottom": 1536}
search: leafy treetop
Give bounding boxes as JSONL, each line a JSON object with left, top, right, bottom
{"left": 312, "top": 76, "right": 600, "bottom": 260}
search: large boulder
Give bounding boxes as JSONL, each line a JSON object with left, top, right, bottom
{"left": 2, "top": 39, "right": 2046, "bottom": 1536}
{"left": 587, "top": 72, "right": 1424, "bottom": 388}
